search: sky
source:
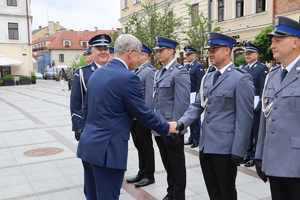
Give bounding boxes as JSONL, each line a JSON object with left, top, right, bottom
{"left": 31, "top": 0, "right": 121, "bottom": 31}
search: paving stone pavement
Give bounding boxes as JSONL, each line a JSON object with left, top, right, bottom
{"left": 0, "top": 80, "right": 271, "bottom": 200}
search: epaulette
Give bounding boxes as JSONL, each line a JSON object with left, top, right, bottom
{"left": 175, "top": 64, "right": 184, "bottom": 70}
{"left": 234, "top": 67, "right": 247, "bottom": 74}
{"left": 270, "top": 65, "right": 281, "bottom": 72}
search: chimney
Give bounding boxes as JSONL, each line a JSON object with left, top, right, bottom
{"left": 48, "top": 21, "right": 55, "bottom": 35}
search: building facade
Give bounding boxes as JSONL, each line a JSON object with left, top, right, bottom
{"left": 120, "top": 0, "right": 208, "bottom": 46}
{"left": 32, "top": 21, "right": 65, "bottom": 42}
{"left": 0, "top": 0, "right": 33, "bottom": 78}
{"left": 120, "top": 0, "right": 299, "bottom": 43}
{"left": 32, "top": 30, "right": 114, "bottom": 73}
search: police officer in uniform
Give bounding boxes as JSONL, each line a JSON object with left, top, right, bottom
{"left": 70, "top": 34, "right": 112, "bottom": 141}
{"left": 255, "top": 16, "right": 300, "bottom": 200}
{"left": 176, "top": 32, "right": 254, "bottom": 200}
{"left": 241, "top": 42, "right": 269, "bottom": 167}
{"left": 126, "top": 44, "right": 156, "bottom": 187}
{"left": 183, "top": 46, "right": 205, "bottom": 148}
{"left": 153, "top": 36, "right": 190, "bottom": 200}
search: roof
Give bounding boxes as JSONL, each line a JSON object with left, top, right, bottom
{"left": 32, "top": 30, "right": 115, "bottom": 50}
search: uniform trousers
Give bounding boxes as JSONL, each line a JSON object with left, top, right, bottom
{"left": 269, "top": 176, "right": 300, "bottom": 200}
{"left": 199, "top": 152, "right": 238, "bottom": 200}
{"left": 131, "top": 120, "right": 155, "bottom": 179}
{"left": 155, "top": 135, "right": 186, "bottom": 200}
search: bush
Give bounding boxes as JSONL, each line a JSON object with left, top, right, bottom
{"left": 2, "top": 75, "right": 15, "bottom": 86}
{"left": 0, "top": 79, "right": 3, "bottom": 86}
{"left": 31, "top": 72, "right": 36, "bottom": 84}
{"left": 234, "top": 53, "right": 246, "bottom": 67}
{"left": 19, "top": 76, "right": 32, "bottom": 85}
{"left": 2, "top": 74, "right": 14, "bottom": 81}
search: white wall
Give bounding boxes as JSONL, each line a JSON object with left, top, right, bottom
{"left": 51, "top": 50, "right": 82, "bottom": 67}
{"left": 0, "top": 0, "right": 31, "bottom": 44}
{"left": 0, "top": 0, "right": 31, "bottom": 15}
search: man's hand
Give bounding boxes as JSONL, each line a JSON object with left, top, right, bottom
{"left": 74, "top": 129, "right": 82, "bottom": 141}
{"left": 255, "top": 160, "right": 268, "bottom": 183}
{"left": 168, "top": 122, "right": 178, "bottom": 134}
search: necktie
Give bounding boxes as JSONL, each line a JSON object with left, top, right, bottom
{"left": 185, "top": 64, "right": 191, "bottom": 71}
{"left": 281, "top": 69, "right": 288, "bottom": 82}
{"left": 213, "top": 71, "right": 221, "bottom": 85}
{"left": 158, "top": 68, "right": 166, "bottom": 79}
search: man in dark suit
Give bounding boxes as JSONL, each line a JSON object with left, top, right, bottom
{"left": 126, "top": 44, "right": 156, "bottom": 187}
{"left": 70, "top": 34, "right": 111, "bottom": 141}
{"left": 241, "top": 42, "right": 269, "bottom": 167}
{"left": 77, "top": 34, "right": 177, "bottom": 200}
{"left": 183, "top": 46, "right": 205, "bottom": 148}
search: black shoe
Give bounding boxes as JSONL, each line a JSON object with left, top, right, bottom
{"left": 184, "top": 141, "right": 192, "bottom": 145}
{"left": 126, "top": 174, "right": 143, "bottom": 183}
{"left": 134, "top": 178, "right": 155, "bottom": 187}
{"left": 162, "top": 195, "right": 173, "bottom": 200}
{"left": 244, "top": 160, "right": 255, "bottom": 167}
{"left": 190, "top": 143, "right": 198, "bottom": 148}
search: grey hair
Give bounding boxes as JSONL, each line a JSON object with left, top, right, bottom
{"left": 114, "top": 34, "right": 142, "bottom": 55}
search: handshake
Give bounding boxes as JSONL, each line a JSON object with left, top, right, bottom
{"left": 168, "top": 121, "right": 184, "bottom": 134}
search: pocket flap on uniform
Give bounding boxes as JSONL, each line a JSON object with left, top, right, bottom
{"left": 290, "top": 137, "right": 300, "bottom": 149}
{"left": 159, "top": 81, "right": 171, "bottom": 88}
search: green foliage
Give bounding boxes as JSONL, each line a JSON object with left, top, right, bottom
{"left": 125, "top": 2, "right": 181, "bottom": 49}
{"left": 253, "top": 26, "right": 273, "bottom": 62}
{"left": 2, "top": 74, "right": 14, "bottom": 81}
{"left": 31, "top": 72, "right": 36, "bottom": 81}
{"left": 184, "top": 4, "right": 220, "bottom": 58}
{"left": 234, "top": 53, "right": 246, "bottom": 66}
{"left": 71, "top": 55, "right": 87, "bottom": 70}
{"left": 110, "top": 30, "right": 121, "bottom": 47}
{"left": 0, "top": 78, "right": 3, "bottom": 86}
{"left": 19, "top": 76, "right": 31, "bottom": 81}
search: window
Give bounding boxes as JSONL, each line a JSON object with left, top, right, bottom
{"left": 191, "top": 3, "right": 199, "bottom": 25}
{"left": 256, "top": 0, "right": 266, "bottom": 13}
{"left": 218, "top": 0, "right": 224, "bottom": 22}
{"left": 63, "top": 40, "right": 71, "bottom": 48}
{"left": 8, "top": 23, "right": 19, "bottom": 40}
{"left": 121, "top": 0, "right": 128, "bottom": 9}
{"left": 7, "top": 0, "right": 17, "bottom": 6}
{"left": 59, "top": 54, "right": 64, "bottom": 63}
{"left": 132, "top": 0, "right": 140, "bottom": 4}
{"left": 80, "top": 41, "right": 88, "bottom": 48}
{"left": 236, "top": 0, "right": 244, "bottom": 18}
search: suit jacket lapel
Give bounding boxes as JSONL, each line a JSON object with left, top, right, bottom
{"left": 209, "top": 65, "right": 232, "bottom": 93}
{"left": 275, "top": 61, "right": 300, "bottom": 95}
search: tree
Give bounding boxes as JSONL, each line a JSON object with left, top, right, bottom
{"left": 71, "top": 55, "right": 87, "bottom": 70}
{"left": 184, "top": 4, "right": 220, "bottom": 60}
{"left": 253, "top": 25, "right": 273, "bottom": 62}
{"left": 125, "top": 2, "right": 181, "bottom": 49}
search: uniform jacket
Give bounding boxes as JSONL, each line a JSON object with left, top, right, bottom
{"left": 241, "top": 61, "right": 269, "bottom": 111}
{"left": 153, "top": 61, "right": 190, "bottom": 122}
{"left": 135, "top": 61, "right": 155, "bottom": 108}
{"left": 255, "top": 59, "right": 300, "bottom": 177}
{"left": 179, "top": 64, "right": 254, "bottom": 157}
{"left": 70, "top": 62, "right": 98, "bottom": 131}
{"left": 185, "top": 60, "right": 205, "bottom": 93}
